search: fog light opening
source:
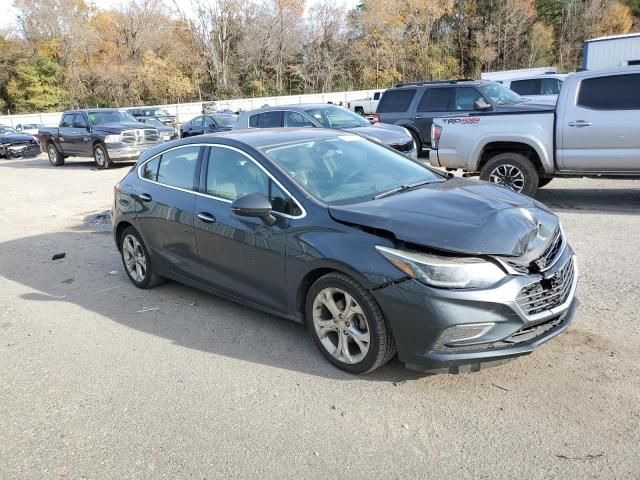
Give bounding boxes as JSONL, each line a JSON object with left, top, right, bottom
{"left": 432, "top": 323, "right": 495, "bottom": 351}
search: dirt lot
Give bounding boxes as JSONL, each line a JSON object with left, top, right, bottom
{"left": 1, "top": 154, "right": 639, "bottom": 479}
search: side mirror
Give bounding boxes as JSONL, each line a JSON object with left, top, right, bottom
{"left": 16, "top": 126, "right": 22, "bottom": 131}
{"left": 231, "top": 193, "right": 276, "bottom": 226}
{"left": 474, "top": 99, "right": 491, "bottom": 111}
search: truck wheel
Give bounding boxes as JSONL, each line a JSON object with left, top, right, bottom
{"left": 408, "top": 129, "right": 422, "bottom": 156}
{"left": 47, "top": 143, "right": 65, "bottom": 167}
{"left": 93, "top": 144, "right": 113, "bottom": 169}
{"left": 355, "top": 107, "right": 365, "bottom": 116}
{"left": 480, "top": 152, "right": 539, "bottom": 197}
{"left": 538, "top": 178, "right": 553, "bottom": 188}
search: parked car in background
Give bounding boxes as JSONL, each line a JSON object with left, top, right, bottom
{"left": 202, "top": 101, "right": 218, "bottom": 115}
{"left": 15, "top": 123, "right": 47, "bottom": 135}
{"left": 112, "top": 128, "right": 577, "bottom": 374}
{"left": 347, "top": 90, "right": 384, "bottom": 116}
{"left": 126, "top": 107, "right": 177, "bottom": 127}
{"left": 180, "top": 113, "right": 237, "bottom": 138}
{"left": 38, "top": 109, "right": 163, "bottom": 169}
{"left": 138, "top": 117, "right": 178, "bottom": 142}
{"left": 499, "top": 75, "right": 567, "bottom": 103}
{"left": 0, "top": 125, "right": 41, "bottom": 158}
{"left": 431, "top": 67, "right": 640, "bottom": 196}
{"left": 234, "top": 104, "right": 417, "bottom": 158}
{"left": 374, "top": 80, "right": 534, "bottom": 153}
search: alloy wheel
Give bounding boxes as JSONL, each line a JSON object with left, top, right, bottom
{"left": 48, "top": 146, "right": 57, "bottom": 164}
{"left": 312, "top": 287, "right": 371, "bottom": 364}
{"left": 95, "top": 147, "right": 106, "bottom": 167}
{"left": 122, "top": 234, "right": 147, "bottom": 282}
{"left": 488, "top": 164, "right": 525, "bottom": 192}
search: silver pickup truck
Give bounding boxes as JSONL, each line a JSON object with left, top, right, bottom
{"left": 430, "top": 67, "right": 640, "bottom": 196}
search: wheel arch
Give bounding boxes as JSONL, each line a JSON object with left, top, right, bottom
{"left": 114, "top": 220, "right": 134, "bottom": 252}
{"left": 476, "top": 140, "right": 547, "bottom": 174}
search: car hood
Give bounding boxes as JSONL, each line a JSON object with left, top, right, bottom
{"left": 328, "top": 177, "right": 559, "bottom": 258}
{"left": 343, "top": 123, "right": 412, "bottom": 146}
{"left": 94, "top": 123, "right": 153, "bottom": 134}
{"left": 0, "top": 134, "right": 36, "bottom": 144}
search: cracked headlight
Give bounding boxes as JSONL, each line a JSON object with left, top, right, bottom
{"left": 376, "top": 246, "right": 507, "bottom": 289}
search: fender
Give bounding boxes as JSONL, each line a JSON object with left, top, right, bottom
{"left": 470, "top": 133, "right": 554, "bottom": 174}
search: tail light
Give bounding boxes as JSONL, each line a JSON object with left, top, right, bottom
{"left": 431, "top": 124, "right": 442, "bottom": 149}
{"left": 372, "top": 113, "right": 380, "bottom": 123}
{"left": 114, "top": 182, "right": 121, "bottom": 196}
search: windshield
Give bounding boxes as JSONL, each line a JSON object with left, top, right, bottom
{"left": 479, "top": 83, "right": 523, "bottom": 105}
{"left": 261, "top": 135, "right": 443, "bottom": 205}
{"left": 0, "top": 127, "right": 20, "bottom": 135}
{"left": 143, "top": 118, "right": 165, "bottom": 127}
{"left": 88, "top": 111, "right": 138, "bottom": 125}
{"left": 211, "top": 114, "right": 237, "bottom": 127}
{"left": 145, "top": 108, "right": 171, "bottom": 116}
{"left": 304, "top": 106, "right": 370, "bottom": 129}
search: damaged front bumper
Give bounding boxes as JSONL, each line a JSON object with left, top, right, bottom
{"left": 372, "top": 246, "right": 578, "bottom": 374}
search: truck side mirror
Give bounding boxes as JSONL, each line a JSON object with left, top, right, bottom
{"left": 474, "top": 99, "right": 491, "bottom": 111}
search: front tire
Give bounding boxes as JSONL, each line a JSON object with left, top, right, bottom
{"left": 305, "top": 272, "right": 396, "bottom": 374}
{"left": 47, "top": 143, "right": 65, "bottom": 166}
{"left": 93, "top": 143, "right": 113, "bottom": 169}
{"left": 120, "top": 227, "right": 164, "bottom": 289}
{"left": 408, "top": 129, "right": 422, "bottom": 156}
{"left": 480, "top": 152, "right": 539, "bottom": 196}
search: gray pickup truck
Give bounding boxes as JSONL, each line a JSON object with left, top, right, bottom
{"left": 38, "top": 109, "right": 163, "bottom": 169}
{"left": 430, "top": 67, "right": 640, "bottom": 196}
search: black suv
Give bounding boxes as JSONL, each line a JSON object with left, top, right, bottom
{"left": 373, "top": 80, "right": 526, "bottom": 152}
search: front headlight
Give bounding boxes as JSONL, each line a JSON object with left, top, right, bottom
{"left": 376, "top": 246, "right": 507, "bottom": 289}
{"left": 104, "top": 134, "right": 121, "bottom": 143}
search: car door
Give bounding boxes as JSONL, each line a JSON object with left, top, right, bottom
{"left": 414, "top": 87, "right": 452, "bottom": 146}
{"left": 193, "top": 144, "right": 299, "bottom": 312}
{"left": 71, "top": 113, "right": 92, "bottom": 155}
{"left": 134, "top": 145, "right": 203, "bottom": 280}
{"left": 203, "top": 116, "right": 218, "bottom": 133}
{"left": 558, "top": 73, "right": 640, "bottom": 171}
{"left": 58, "top": 113, "right": 78, "bottom": 154}
{"left": 187, "top": 116, "right": 205, "bottom": 136}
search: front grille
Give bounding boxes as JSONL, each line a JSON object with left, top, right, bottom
{"left": 517, "top": 257, "right": 575, "bottom": 316}
{"left": 390, "top": 140, "right": 414, "bottom": 152}
{"left": 504, "top": 260, "right": 529, "bottom": 274}
{"left": 121, "top": 129, "right": 160, "bottom": 144}
{"left": 534, "top": 229, "right": 563, "bottom": 271}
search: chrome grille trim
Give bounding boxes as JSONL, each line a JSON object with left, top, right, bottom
{"left": 121, "top": 129, "right": 160, "bottom": 145}
{"left": 534, "top": 228, "right": 564, "bottom": 271}
{"left": 516, "top": 256, "right": 575, "bottom": 316}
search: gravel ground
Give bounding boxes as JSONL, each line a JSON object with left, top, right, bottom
{"left": 1, "top": 155, "right": 639, "bottom": 479}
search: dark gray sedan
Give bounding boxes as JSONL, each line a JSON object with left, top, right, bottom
{"left": 233, "top": 104, "right": 417, "bottom": 158}
{"left": 112, "top": 129, "right": 577, "bottom": 374}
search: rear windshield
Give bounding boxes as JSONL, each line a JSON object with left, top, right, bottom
{"left": 376, "top": 89, "right": 416, "bottom": 113}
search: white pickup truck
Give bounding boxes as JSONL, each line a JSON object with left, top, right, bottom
{"left": 348, "top": 91, "right": 384, "bottom": 116}
{"left": 430, "top": 67, "right": 640, "bottom": 196}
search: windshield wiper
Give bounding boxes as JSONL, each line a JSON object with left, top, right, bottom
{"left": 373, "top": 179, "right": 442, "bottom": 200}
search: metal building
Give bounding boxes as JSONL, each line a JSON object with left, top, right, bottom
{"left": 583, "top": 33, "right": 640, "bottom": 70}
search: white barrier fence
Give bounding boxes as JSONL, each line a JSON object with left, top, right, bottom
{"left": 0, "top": 89, "right": 379, "bottom": 127}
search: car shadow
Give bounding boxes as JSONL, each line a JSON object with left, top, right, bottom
{"left": 535, "top": 186, "right": 640, "bottom": 215}
{"left": 0, "top": 156, "right": 134, "bottom": 170}
{"left": 0, "top": 229, "right": 424, "bottom": 382}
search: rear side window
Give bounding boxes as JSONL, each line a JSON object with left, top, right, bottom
{"left": 156, "top": 146, "right": 200, "bottom": 190}
{"left": 510, "top": 79, "right": 541, "bottom": 96}
{"left": 577, "top": 74, "right": 640, "bottom": 110}
{"left": 373, "top": 92, "right": 381, "bottom": 100}
{"left": 142, "top": 157, "right": 160, "bottom": 181}
{"left": 541, "top": 78, "right": 562, "bottom": 95}
{"left": 377, "top": 89, "right": 416, "bottom": 113}
{"left": 249, "top": 111, "right": 283, "bottom": 128}
{"left": 60, "top": 113, "right": 74, "bottom": 128}
{"left": 417, "top": 88, "right": 451, "bottom": 112}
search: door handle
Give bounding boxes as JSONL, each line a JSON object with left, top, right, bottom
{"left": 568, "top": 121, "right": 592, "bottom": 127}
{"left": 415, "top": 115, "right": 424, "bottom": 119}
{"left": 138, "top": 193, "right": 152, "bottom": 202}
{"left": 197, "top": 212, "right": 216, "bottom": 223}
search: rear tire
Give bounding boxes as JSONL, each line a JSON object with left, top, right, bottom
{"left": 305, "top": 272, "right": 396, "bottom": 374}
{"left": 480, "top": 152, "right": 539, "bottom": 197}
{"left": 93, "top": 143, "right": 113, "bottom": 169}
{"left": 355, "top": 107, "right": 365, "bottom": 116}
{"left": 47, "top": 143, "right": 65, "bottom": 166}
{"left": 120, "top": 226, "right": 164, "bottom": 289}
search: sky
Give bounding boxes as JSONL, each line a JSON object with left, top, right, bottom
{"left": 0, "top": 0, "right": 361, "bottom": 32}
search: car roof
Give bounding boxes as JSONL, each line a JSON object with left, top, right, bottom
{"left": 391, "top": 80, "right": 492, "bottom": 89}
{"left": 567, "top": 66, "right": 640, "bottom": 79}
{"left": 192, "top": 128, "right": 351, "bottom": 148}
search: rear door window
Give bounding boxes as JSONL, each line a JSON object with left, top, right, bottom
{"left": 577, "top": 74, "right": 640, "bottom": 110}
{"left": 417, "top": 88, "right": 452, "bottom": 112}
{"left": 510, "top": 79, "right": 541, "bottom": 96}
{"left": 156, "top": 146, "right": 201, "bottom": 190}
{"left": 541, "top": 78, "right": 562, "bottom": 95}
{"left": 60, "top": 113, "right": 74, "bottom": 128}
{"left": 142, "top": 157, "right": 161, "bottom": 181}
{"left": 191, "top": 116, "right": 204, "bottom": 126}
{"left": 377, "top": 89, "right": 416, "bottom": 113}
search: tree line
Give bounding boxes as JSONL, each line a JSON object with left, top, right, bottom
{"left": 0, "top": 0, "right": 637, "bottom": 114}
